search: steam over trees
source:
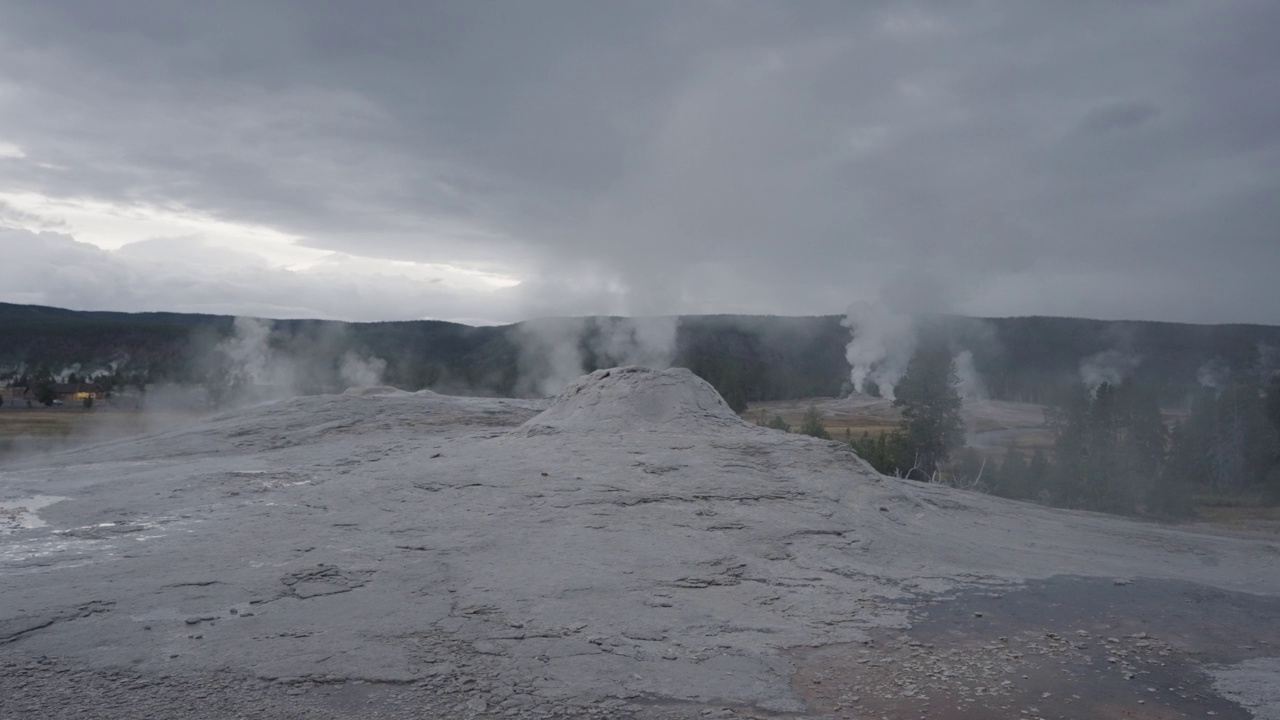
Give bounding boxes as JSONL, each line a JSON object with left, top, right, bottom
{"left": 892, "top": 341, "right": 966, "bottom": 480}
{"left": 976, "top": 371, "right": 1280, "bottom": 515}
{"left": 1167, "top": 376, "right": 1280, "bottom": 506}
{"left": 848, "top": 340, "right": 966, "bottom": 482}
{"left": 1268, "top": 376, "right": 1280, "bottom": 503}
{"left": 1267, "top": 375, "right": 1280, "bottom": 432}
{"left": 1042, "top": 381, "right": 1173, "bottom": 515}
{"left": 844, "top": 347, "right": 1278, "bottom": 516}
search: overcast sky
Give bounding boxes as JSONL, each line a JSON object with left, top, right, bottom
{"left": 1, "top": 1, "right": 1277, "bottom": 325}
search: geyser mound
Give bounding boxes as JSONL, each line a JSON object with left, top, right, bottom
{"left": 342, "top": 385, "right": 411, "bottom": 397}
{"left": 520, "top": 366, "right": 748, "bottom": 434}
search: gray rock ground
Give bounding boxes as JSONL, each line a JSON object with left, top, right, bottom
{"left": 2, "top": 367, "right": 1278, "bottom": 718}
{"left": 1211, "top": 658, "right": 1280, "bottom": 720}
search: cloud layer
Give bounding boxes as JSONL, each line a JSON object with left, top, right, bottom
{"left": 1, "top": 1, "right": 1277, "bottom": 323}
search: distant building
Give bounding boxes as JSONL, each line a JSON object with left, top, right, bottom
{"left": 0, "top": 383, "right": 105, "bottom": 405}
{"left": 54, "top": 383, "right": 105, "bottom": 402}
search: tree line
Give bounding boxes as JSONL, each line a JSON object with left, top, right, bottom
{"left": 7, "top": 302, "right": 1280, "bottom": 410}
{"left": 838, "top": 342, "right": 1280, "bottom": 516}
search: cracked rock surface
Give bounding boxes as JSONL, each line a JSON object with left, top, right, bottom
{"left": 2, "top": 367, "right": 1278, "bottom": 718}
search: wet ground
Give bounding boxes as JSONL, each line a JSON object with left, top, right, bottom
{"left": 789, "top": 576, "right": 1280, "bottom": 719}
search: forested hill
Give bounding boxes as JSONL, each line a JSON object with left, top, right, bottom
{"left": 2, "top": 302, "right": 1278, "bottom": 406}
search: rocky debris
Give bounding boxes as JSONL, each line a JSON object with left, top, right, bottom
{"left": 792, "top": 630, "right": 1206, "bottom": 718}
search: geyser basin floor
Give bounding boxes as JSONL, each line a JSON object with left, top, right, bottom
{"left": 1, "top": 369, "right": 1277, "bottom": 719}
{"left": 788, "top": 576, "right": 1279, "bottom": 720}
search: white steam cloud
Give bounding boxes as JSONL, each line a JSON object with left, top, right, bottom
{"left": 953, "top": 349, "right": 987, "bottom": 400}
{"left": 339, "top": 352, "right": 388, "bottom": 389}
{"left": 215, "top": 317, "right": 289, "bottom": 389}
{"left": 1079, "top": 349, "right": 1143, "bottom": 392}
{"left": 1256, "top": 343, "right": 1280, "bottom": 381}
{"left": 517, "top": 316, "right": 678, "bottom": 397}
{"left": 594, "top": 316, "right": 678, "bottom": 371}
{"left": 516, "top": 317, "right": 590, "bottom": 397}
{"left": 54, "top": 364, "right": 83, "bottom": 382}
{"left": 1196, "top": 358, "right": 1231, "bottom": 389}
{"left": 207, "top": 317, "right": 386, "bottom": 403}
{"left": 842, "top": 302, "right": 917, "bottom": 400}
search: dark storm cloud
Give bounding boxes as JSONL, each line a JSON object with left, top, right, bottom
{"left": 0, "top": 0, "right": 1277, "bottom": 323}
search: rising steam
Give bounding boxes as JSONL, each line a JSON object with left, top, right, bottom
{"left": 214, "top": 317, "right": 282, "bottom": 389}
{"left": 339, "top": 352, "right": 387, "bottom": 389}
{"left": 207, "top": 317, "right": 387, "bottom": 404}
{"left": 842, "top": 302, "right": 917, "bottom": 400}
{"left": 516, "top": 316, "right": 678, "bottom": 397}
{"left": 1079, "top": 349, "right": 1143, "bottom": 392}
{"left": 953, "top": 349, "right": 987, "bottom": 400}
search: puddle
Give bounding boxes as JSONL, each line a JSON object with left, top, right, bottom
{"left": 788, "top": 576, "right": 1280, "bottom": 719}
{"left": 0, "top": 495, "right": 69, "bottom": 533}
{"left": 0, "top": 503, "right": 182, "bottom": 572}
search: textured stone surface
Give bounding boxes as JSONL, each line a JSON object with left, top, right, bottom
{"left": 1, "top": 368, "right": 1277, "bottom": 718}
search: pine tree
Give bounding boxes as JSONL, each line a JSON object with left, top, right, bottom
{"left": 850, "top": 430, "right": 905, "bottom": 476}
{"left": 990, "top": 448, "right": 1029, "bottom": 499}
{"left": 31, "top": 366, "right": 57, "bottom": 407}
{"left": 760, "top": 414, "right": 791, "bottom": 432}
{"left": 1265, "top": 376, "right": 1280, "bottom": 504}
{"left": 1027, "top": 449, "right": 1051, "bottom": 501}
{"left": 798, "top": 405, "right": 831, "bottom": 440}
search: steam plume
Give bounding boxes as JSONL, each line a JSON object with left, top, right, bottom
{"left": 339, "top": 352, "right": 388, "bottom": 389}
{"left": 954, "top": 349, "right": 987, "bottom": 400}
{"left": 842, "top": 302, "right": 916, "bottom": 400}
{"left": 1079, "top": 349, "right": 1142, "bottom": 392}
{"left": 516, "top": 316, "right": 677, "bottom": 397}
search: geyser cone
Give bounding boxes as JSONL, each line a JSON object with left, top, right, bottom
{"left": 519, "top": 366, "right": 748, "bottom": 434}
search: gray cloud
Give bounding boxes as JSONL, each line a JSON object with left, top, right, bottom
{"left": 0, "top": 0, "right": 1277, "bottom": 323}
